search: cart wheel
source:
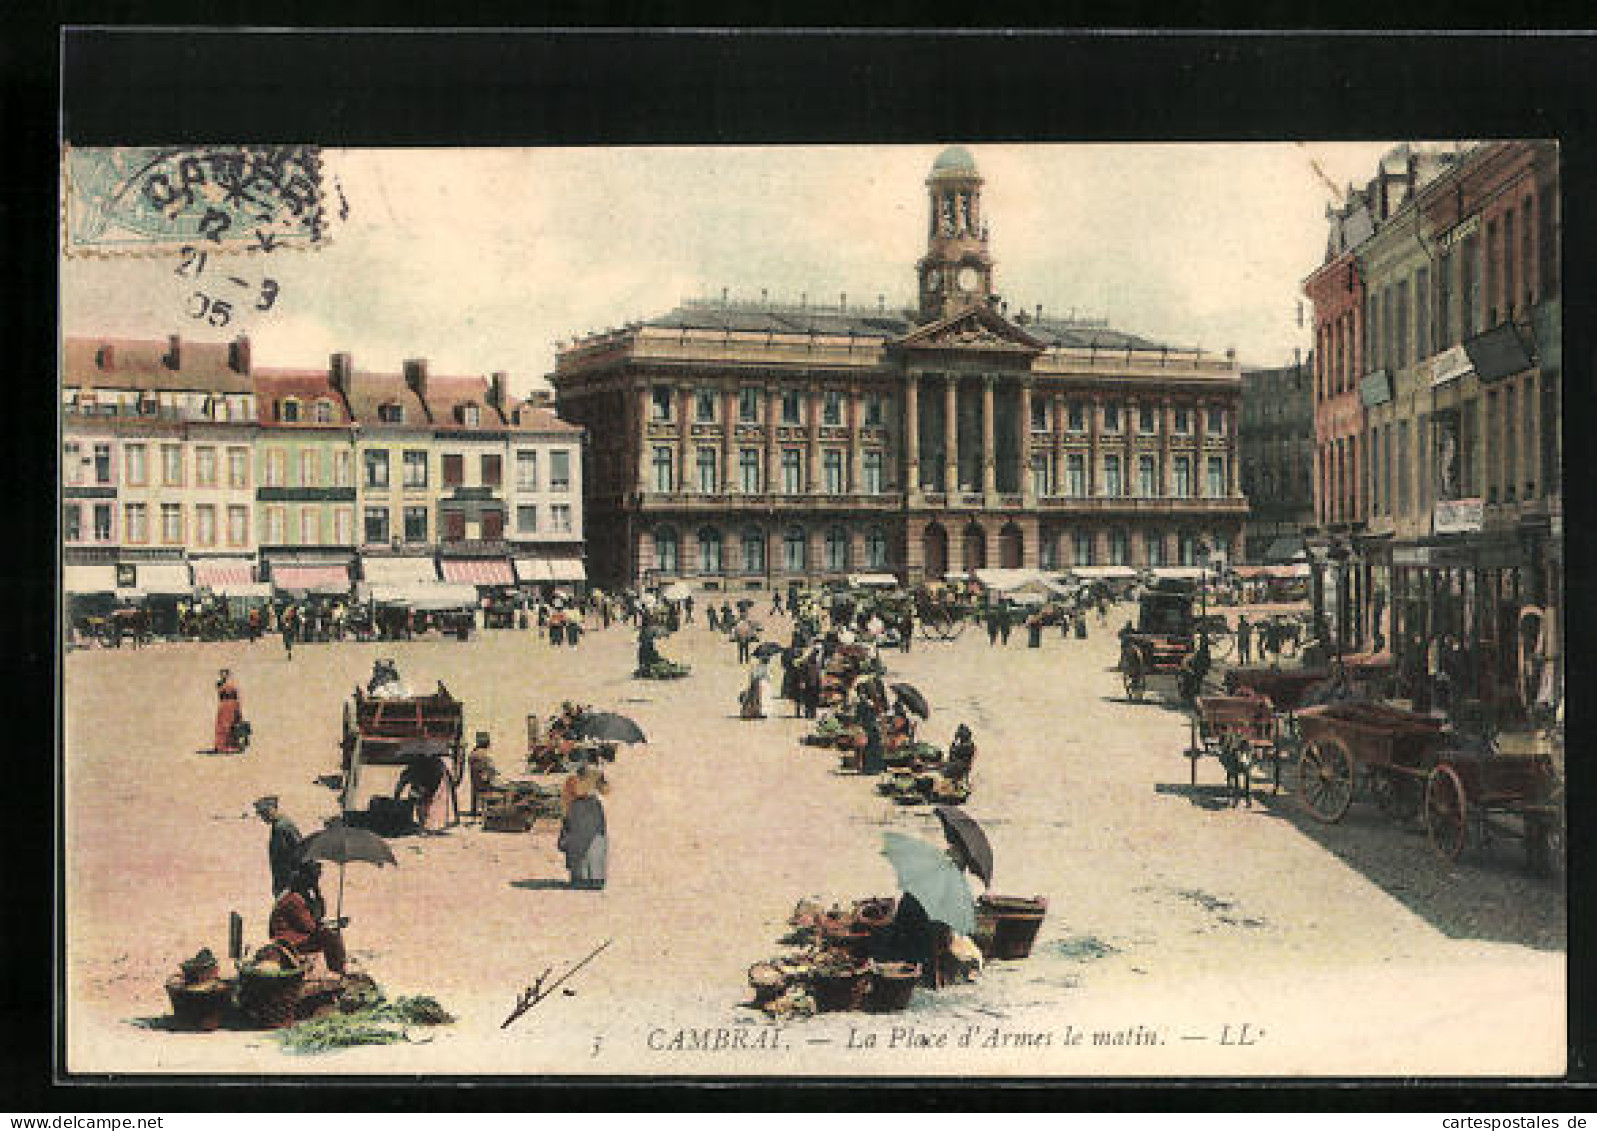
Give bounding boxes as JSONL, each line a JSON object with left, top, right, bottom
{"left": 1424, "top": 764, "right": 1468, "bottom": 862}
{"left": 1297, "top": 738, "right": 1354, "bottom": 822}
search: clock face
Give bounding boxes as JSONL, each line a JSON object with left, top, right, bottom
{"left": 957, "top": 266, "right": 980, "bottom": 292}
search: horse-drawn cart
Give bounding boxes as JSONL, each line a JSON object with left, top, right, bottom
{"left": 1119, "top": 581, "right": 1201, "bottom": 703}
{"left": 339, "top": 684, "right": 466, "bottom": 814}
{"left": 1189, "top": 693, "right": 1281, "bottom": 796}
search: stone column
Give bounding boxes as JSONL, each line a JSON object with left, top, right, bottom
{"left": 981, "top": 376, "right": 997, "bottom": 497}
{"left": 765, "top": 383, "right": 781, "bottom": 495}
{"left": 1124, "top": 396, "right": 1137, "bottom": 499}
{"left": 1195, "top": 401, "right": 1209, "bottom": 499}
{"left": 635, "top": 385, "right": 650, "bottom": 494}
{"left": 943, "top": 376, "right": 959, "bottom": 495}
{"left": 1051, "top": 391, "right": 1066, "bottom": 497}
{"left": 848, "top": 385, "right": 864, "bottom": 494}
{"left": 1226, "top": 403, "right": 1239, "bottom": 497}
{"left": 1087, "top": 394, "right": 1101, "bottom": 496}
{"left": 676, "top": 385, "right": 693, "bottom": 495}
{"left": 1020, "top": 516, "right": 1041, "bottom": 569}
{"left": 806, "top": 389, "right": 821, "bottom": 494}
{"left": 722, "top": 385, "right": 738, "bottom": 495}
{"left": 903, "top": 375, "right": 921, "bottom": 495}
{"left": 1160, "top": 397, "right": 1173, "bottom": 495}
{"left": 1019, "top": 380, "right": 1036, "bottom": 504}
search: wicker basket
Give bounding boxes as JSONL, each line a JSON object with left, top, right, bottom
{"left": 810, "top": 965, "right": 871, "bottom": 1013}
{"left": 164, "top": 976, "right": 234, "bottom": 1032}
{"left": 238, "top": 943, "right": 307, "bottom": 1029}
{"left": 865, "top": 962, "right": 920, "bottom": 1013}
{"left": 747, "top": 961, "right": 788, "bottom": 1004}
{"left": 975, "top": 895, "right": 1049, "bottom": 961}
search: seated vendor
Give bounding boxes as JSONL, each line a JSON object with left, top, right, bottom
{"left": 268, "top": 861, "right": 348, "bottom": 975}
{"left": 945, "top": 723, "right": 977, "bottom": 784}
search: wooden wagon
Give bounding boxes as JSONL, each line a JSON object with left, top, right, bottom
{"left": 1189, "top": 693, "right": 1282, "bottom": 792}
{"left": 1119, "top": 634, "right": 1194, "bottom": 702}
{"left": 339, "top": 684, "right": 466, "bottom": 815}
{"left": 1294, "top": 701, "right": 1447, "bottom": 825}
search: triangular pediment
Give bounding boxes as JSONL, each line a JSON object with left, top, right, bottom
{"left": 894, "top": 304, "right": 1044, "bottom": 354}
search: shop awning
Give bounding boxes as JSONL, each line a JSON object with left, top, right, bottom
{"left": 64, "top": 564, "right": 118, "bottom": 594}
{"left": 363, "top": 557, "right": 439, "bottom": 585}
{"left": 192, "top": 559, "right": 256, "bottom": 590}
{"left": 513, "top": 557, "right": 554, "bottom": 583}
{"left": 546, "top": 559, "right": 587, "bottom": 582}
{"left": 1146, "top": 567, "right": 1207, "bottom": 582}
{"left": 361, "top": 581, "right": 479, "bottom": 610}
{"left": 1067, "top": 566, "right": 1138, "bottom": 580}
{"left": 440, "top": 558, "right": 515, "bottom": 586}
{"left": 847, "top": 573, "right": 900, "bottom": 589}
{"left": 272, "top": 563, "right": 351, "bottom": 592}
{"left": 217, "top": 582, "right": 273, "bottom": 600}
{"left": 138, "top": 562, "right": 194, "bottom": 595}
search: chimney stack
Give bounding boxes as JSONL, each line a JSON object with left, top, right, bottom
{"left": 403, "top": 358, "right": 428, "bottom": 397}
{"left": 228, "top": 334, "right": 252, "bottom": 375}
{"left": 96, "top": 344, "right": 115, "bottom": 371}
{"left": 1035, "top": 304, "right": 1043, "bottom": 322}
{"left": 877, "top": 294, "right": 885, "bottom": 312}
{"left": 488, "top": 372, "right": 507, "bottom": 409}
{"left": 330, "top": 351, "right": 352, "bottom": 392}
{"left": 166, "top": 334, "right": 181, "bottom": 370}
{"left": 840, "top": 292, "right": 847, "bottom": 309}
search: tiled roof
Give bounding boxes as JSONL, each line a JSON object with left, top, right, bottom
{"left": 422, "top": 375, "right": 511, "bottom": 431}
{"left": 253, "top": 368, "right": 353, "bottom": 425}
{"left": 62, "top": 335, "right": 253, "bottom": 393}
{"left": 508, "top": 399, "right": 582, "bottom": 435}
{"left": 344, "top": 371, "right": 431, "bottom": 427}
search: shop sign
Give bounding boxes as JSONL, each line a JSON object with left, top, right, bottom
{"left": 1359, "top": 369, "right": 1393, "bottom": 406}
{"left": 1425, "top": 344, "right": 1473, "bottom": 387}
{"left": 1438, "top": 215, "right": 1480, "bottom": 249}
{"left": 1433, "top": 498, "right": 1483, "bottom": 534}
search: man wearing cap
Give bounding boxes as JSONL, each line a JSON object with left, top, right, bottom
{"left": 255, "top": 796, "right": 303, "bottom": 897}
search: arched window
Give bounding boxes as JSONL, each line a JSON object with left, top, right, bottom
{"left": 697, "top": 526, "right": 723, "bottom": 574}
{"left": 865, "top": 526, "right": 887, "bottom": 570}
{"left": 825, "top": 525, "right": 849, "bottom": 572}
{"left": 783, "top": 525, "right": 807, "bottom": 572}
{"left": 741, "top": 527, "right": 766, "bottom": 573}
{"left": 654, "top": 527, "right": 679, "bottom": 574}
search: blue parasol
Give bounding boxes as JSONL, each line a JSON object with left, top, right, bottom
{"left": 880, "top": 832, "right": 975, "bottom": 937}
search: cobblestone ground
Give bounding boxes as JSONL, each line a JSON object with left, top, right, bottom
{"left": 63, "top": 603, "right": 1565, "bottom": 1076}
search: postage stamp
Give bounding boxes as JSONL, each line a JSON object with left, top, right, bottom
{"left": 63, "top": 144, "right": 328, "bottom": 258}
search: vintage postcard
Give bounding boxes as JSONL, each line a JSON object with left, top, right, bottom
{"left": 58, "top": 90, "right": 1565, "bottom": 1079}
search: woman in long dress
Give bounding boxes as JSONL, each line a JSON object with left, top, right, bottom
{"left": 740, "top": 656, "right": 774, "bottom": 719}
{"left": 396, "top": 748, "right": 459, "bottom": 834}
{"left": 558, "top": 766, "right": 608, "bottom": 889}
{"left": 213, "top": 669, "right": 243, "bottom": 752}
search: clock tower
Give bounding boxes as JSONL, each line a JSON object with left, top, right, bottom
{"left": 916, "top": 145, "right": 996, "bottom": 323}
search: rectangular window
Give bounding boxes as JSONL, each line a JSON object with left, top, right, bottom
{"left": 1145, "top": 531, "right": 1165, "bottom": 567}
{"left": 364, "top": 506, "right": 389, "bottom": 545}
{"left": 94, "top": 503, "right": 113, "bottom": 541}
{"left": 516, "top": 450, "right": 538, "bottom": 491}
{"left": 1395, "top": 280, "right": 1410, "bottom": 369}
{"left": 1137, "top": 405, "right": 1155, "bottom": 434}
{"left": 403, "top": 505, "right": 428, "bottom": 543}
{"left": 162, "top": 444, "right": 183, "bottom": 486}
{"left": 1103, "top": 455, "right": 1123, "bottom": 497}
{"left": 695, "top": 389, "right": 717, "bottom": 422}
{"left": 94, "top": 443, "right": 113, "bottom": 485}
{"left": 334, "top": 508, "right": 352, "bottom": 545}
{"left": 1068, "top": 402, "right": 1085, "bottom": 432}
{"left": 332, "top": 450, "right": 352, "bottom": 488}
{"left": 1066, "top": 453, "right": 1086, "bottom": 497}
{"left": 863, "top": 451, "right": 883, "bottom": 495}
{"left": 299, "top": 508, "right": 319, "bottom": 545}
{"left": 781, "top": 449, "right": 803, "bottom": 493}
{"left": 1524, "top": 194, "right": 1538, "bottom": 307}
{"left": 738, "top": 387, "right": 760, "bottom": 423}
{"left": 63, "top": 442, "right": 82, "bottom": 486}
{"left": 1031, "top": 455, "right": 1050, "bottom": 498}
{"left": 159, "top": 502, "right": 181, "bottom": 544}
{"left": 1486, "top": 392, "right": 1499, "bottom": 502}
{"left": 228, "top": 505, "right": 247, "bottom": 546}
{"left": 364, "top": 450, "right": 389, "bottom": 489}
{"left": 1038, "top": 534, "right": 1056, "bottom": 570}
{"left": 482, "top": 453, "right": 502, "bottom": 488}
{"left": 1415, "top": 267, "right": 1431, "bottom": 358}
{"left": 1485, "top": 219, "right": 1500, "bottom": 324}
{"left": 1207, "top": 407, "right": 1225, "bottom": 436}
{"left": 1072, "top": 531, "right": 1092, "bottom": 567}
{"left": 517, "top": 505, "right": 538, "bottom": 533}
{"left": 1436, "top": 249, "right": 1453, "bottom": 350}
{"left": 1396, "top": 421, "right": 1410, "bottom": 514}
{"left": 864, "top": 393, "right": 884, "bottom": 427}
{"left": 1102, "top": 403, "right": 1121, "bottom": 433}
{"left": 196, "top": 446, "right": 217, "bottom": 486}
{"left": 1207, "top": 456, "right": 1226, "bottom": 498}
{"left": 1382, "top": 287, "right": 1396, "bottom": 371}
{"left": 125, "top": 443, "right": 147, "bottom": 486}
{"left": 64, "top": 504, "right": 82, "bottom": 542}
{"left": 824, "top": 450, "right": 844, "bottom": 494}
{"left": 1173, "top": 408, "right": 1191, "bottom": 434}
{"left": 299, "top": 449, "right": 318, "bottom": 488}
{"left": 826, "top": 532, "right": 847, "bottom": 572}
{"left": 551, "top": 504, "right": 572, "bottom": 533}
{"left": 652, "top": 447, "right": 674, "bottom": 493}
{"left": 549, "top": 450, "right": 571, "bottom": 491}
{"left": 1460, "top": 399, "right": 1478, "bottom": 498}
{"left": 739, "top": 448, "right": 761, "bottom": 494}
{"left": 651, "top": 385, "right": 673, "bottom": 421}
{"left": 1138, "top": 455, "right": 1157, "bottom": 497}
{"left": 1032, "top": 399, "right": 1050, "bottom": 432}
{"left": 781, "top": 389, "right": 802, "bottom": 425}
{"left": 823, "top": 390, "right": 843, "bottom": 427}
{"left": 403, "top": 450, "right": 428, "bottom": 488}
{"left": 1174, "top": 456, "right": 1193, "bottom": 498}
{"left": 696, "top": 447, "right": 718, "bottom": 493}
{"left": 1460, "top": 234, "right": 1479, "bottom": 339}
{"left": 442, "top": 454, "right": 464, "bottom": 487}
{"left": 443, "top": 511, "right": 466, "bottom": 542}
{"left": 1109, "top": 529, "right": 1129, "bottom": 566}
{"left": 196, "top": 504, "right": 216, "bottom": 546}
{"left": 1503, "top": 209, "right": 1517, "bottom": 317}
{"left": 742, "top": 532, "right": 765, "bottom": 573}
{"left": 263, "top": 449, "right": 285, "bottom": 488}
{"left": 1504, "top": 384, "right": 1518, "bottom": 501}
{"left": 1365, "top": 295, "right": 1377, "bottom": 374}
{"left": 1523, "top": 374, "right": 1536, "bottom": 496}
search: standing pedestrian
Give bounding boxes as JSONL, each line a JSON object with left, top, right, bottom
{"left": 901, "top": 610, "right": 914, "bottom": 653}
{"left": 999, "top": 602, "right": 1014, "bottom": 646}
{"left": 1237, "top": 615, "right": 1252, "bottom": 665}
{"left": 558, "top": 764, "right": 609, "bottom": 890}
{"left": 985, "top": 605, "right": 1000, "bottom": 646}
{"left": 254, "top": 796, "right": 302, "bottom": 898}
{"left": 281, "top": 603, "right": 296, "bottom": 661}
{"left": 212, "top": 668, "right": 245, "bottom": 753}
{"left": 684, "top": 594, "right": 695, "bottom": 624}
{"left": 734, "top": 615, "right": 757, "bottom": 664}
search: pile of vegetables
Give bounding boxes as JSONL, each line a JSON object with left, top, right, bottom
{"left": 275, "top": 983, "right": 455, "bottom": 1054}
{"left": 633, "top": 658, "right": 691, "bottom": 680}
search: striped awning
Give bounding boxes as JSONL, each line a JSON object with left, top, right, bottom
{"left": 513, "top": 557, "right": 553, "bottom": 583}
{"left": 440, "top": 558, "right": 515, "bottom": 586}
{"left": 193, "top": 559, "right": 256, "bottom": 589}
{"left": 273, "top": 563, "right": 351, "bottom": 592}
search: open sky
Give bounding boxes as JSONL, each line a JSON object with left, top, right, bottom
{"left": 61, "top": 143, "right": 1422, "bottom": 395}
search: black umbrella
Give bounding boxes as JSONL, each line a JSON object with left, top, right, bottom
{"left": 753, "top": 641, "right": 783, "bottom": 660}
{"left": 737, "top": 598, "right": 756, "bottom": 610}
{"left": 572, "top": 711, "right": 647, "bottom": 745}
{"left": 934, "top": 805, "right": 993, "bottom": 887}
{"left": 890, "top": 682, "right": 931, "bottom": 719}
{"left": 298, "top": 820, "right": 399, "bottom": 923}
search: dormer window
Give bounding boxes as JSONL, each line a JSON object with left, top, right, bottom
{"left": 378, "top": 402, "right": 404, "bottom": 425}
{"left": 460, "top": 403, "right": 481, "bottom": 428}
{"left": 279, "top": 398, "right": 301, "bottom": 423}
{"left": 314, "top": 399, "right": 334, "bottom": 423}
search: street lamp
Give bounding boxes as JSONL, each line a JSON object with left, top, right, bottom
{"left": 1196, "top": 537, "right": 1212, "bottom": 648}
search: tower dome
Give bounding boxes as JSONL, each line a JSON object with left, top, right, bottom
{"left": 930, "top": 145, "right": 977, "bottom": 176}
